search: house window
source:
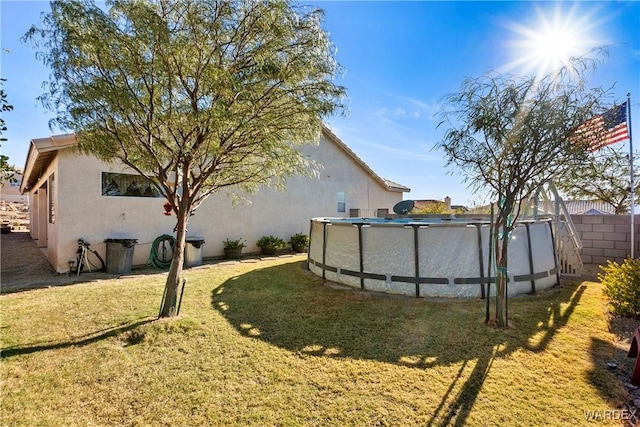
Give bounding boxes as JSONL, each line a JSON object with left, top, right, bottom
{"left": 337, "top": 192, "right": 346, "bottom": 213}
{"left": 376, "top": 208, "right": 389, "bottom": 218}
{"left": 101, "top": 172, "right": 162, "bottom": 198}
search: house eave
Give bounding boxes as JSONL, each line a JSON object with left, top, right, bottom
{"left": 20, "top": 134, "right": 78, "bottom": 193}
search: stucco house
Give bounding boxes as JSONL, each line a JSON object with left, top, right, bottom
{"left": 20, "top": 127, "right": 409, "bottom": 273}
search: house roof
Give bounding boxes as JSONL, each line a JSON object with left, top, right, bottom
{"left": 413, "top": 199, "right": 444, "bottom": 206}
{"left": 20, "top": 128, "right": 410, "bottom": 194}
{"left": 321, "top": 126, "right": 410, "bottom": 193}
{"left": 563, "top": 200, "right": 616, "bottom": 215}
{"left": 20, "top": 134, "right": 77, "bottom": 193}
{"left": 451, "top": 205, "right": 469, "bottom": 212}
{"left": 535, "top": 199, "right": 616, "bottom": 215}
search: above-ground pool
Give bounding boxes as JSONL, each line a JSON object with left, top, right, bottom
{"left": 307, "top": 217, "right": 559, "bottom": 298}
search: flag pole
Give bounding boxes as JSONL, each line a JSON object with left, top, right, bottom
{"left": 628, "top": 93, "right": 635, "bottom": 258}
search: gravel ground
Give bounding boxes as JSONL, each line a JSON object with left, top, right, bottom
{"left": 0, "top": 230, "right": 116, "bottom": 294}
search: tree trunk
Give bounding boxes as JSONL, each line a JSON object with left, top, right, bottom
{"left": 494, "top": 223, "right": 510, "bottom": 328}
{"left": 159, "top": 199, "right": 189, "bottom": 318}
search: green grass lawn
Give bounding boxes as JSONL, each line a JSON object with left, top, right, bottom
{"left": 0, "top": 256, "right": 630, "bottom": 426}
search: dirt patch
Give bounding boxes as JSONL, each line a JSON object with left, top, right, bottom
{"left": 2, "top": 230, "right": 55, "bottom": 281}
{"left": 579, "top": 263, "right": 603, "bottom": 282}
{"left": 0, "top": 230, "right": 116, "bottom": 294}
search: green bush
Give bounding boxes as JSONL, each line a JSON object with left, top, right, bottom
{"left": 223, "top": 238, "right": 245, "bottom": 250}
{"left": 222, "top": 238, "right": 245, "bottom": 259}
{"left": 289, "top": 233, "right": 309, "bottom": 252}
{"left": 598, "top": 259, "right": 640, "bottom": 318}
{"left": 256, "top": 235, "right": 285, "bottom": 255}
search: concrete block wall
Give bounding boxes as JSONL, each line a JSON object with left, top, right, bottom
{"left": 571, "top": 214, "right": 640, "bottom": 265}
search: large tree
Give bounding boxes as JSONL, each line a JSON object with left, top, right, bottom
{"left": 556, "top": 145, "right": 637, "bottom": 214}
{"left": 437, "top": 58, "right": 611, "bottom": 327}
{"left": 1, "top": 78, "right": 16, "bottom": 182}
{"left": 26, "top": 0, "right": 345, "bottom": 317}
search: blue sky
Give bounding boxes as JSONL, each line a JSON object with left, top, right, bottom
{"left": 2, "top": 1, "right": 639, "bottom": 206}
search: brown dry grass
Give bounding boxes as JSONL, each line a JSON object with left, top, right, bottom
{"left": 0, "top": 257, "right": 632, "bottom": 426}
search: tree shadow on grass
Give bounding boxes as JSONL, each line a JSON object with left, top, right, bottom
{"left": 0, "top": 317, "right": 155, "bottom": 359}
{"left": 588, "top": 337, "right": 635, "bottom": 411}
{"left": 212, "top": 261, "right": 597, "bottom": 425}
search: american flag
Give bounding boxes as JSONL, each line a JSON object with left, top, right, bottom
{"left": 575, "top": 102, "right": 630, "bottom": 150}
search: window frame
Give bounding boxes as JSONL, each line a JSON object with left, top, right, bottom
{"left": 101, "top": 172, "right": 163, "bottom": 198}
{"left": 337, "top": 191, "right": 346, "bottom": 213}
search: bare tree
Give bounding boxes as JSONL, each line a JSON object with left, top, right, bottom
{"left": 437, "top": 57, "right": 611, "bottom": 327}
{"left": 0, "top": 78, "right": 16, "bottom": 183}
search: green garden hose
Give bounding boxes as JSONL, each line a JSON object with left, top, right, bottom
{"left": 148, "top": 234, "right": 175, "bottom": 270}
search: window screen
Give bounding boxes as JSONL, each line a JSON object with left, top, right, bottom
{"left": 102, "top": 172, "right": 162, "bottom": 198}
{"left": 337, "top": 192, "right": 346, "bottom": 213}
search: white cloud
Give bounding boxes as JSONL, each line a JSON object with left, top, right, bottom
{"left": 392, "top": 107, "right": 407, "bottom": 117}
{"left": 372, "top": 95, "right": 440, "bottom": 123}
{"left": 403, "top": 97, "right": 440, "bottom": 121}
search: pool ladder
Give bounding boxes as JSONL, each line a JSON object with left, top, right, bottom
{"left": 525, "top": 181, "right": 584, "bottom": 276}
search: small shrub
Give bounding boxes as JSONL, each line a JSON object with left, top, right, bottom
{"left": 257, "top": 235, "right": 285, "bottom": 255}
{"left": 598, "top": 259, "right": 640, "bottom": 318}
{"left": 223, "top": 238, "right": 245, "bottom": 250}
{"left": 290, "top": 233, "right": 309, "bottom": 252}
{"left": 223, "top": 238, "right": 245, "bottom": 259}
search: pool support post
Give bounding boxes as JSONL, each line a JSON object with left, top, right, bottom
{"left": 486, "top": 203, "right": 494, "bottom": 324}
{"left": 474, "top": 223, "right": 486, "bottom": 299}
{"left": 307, "top": 219, "right": 313, "bottom": 270}
{"left": 356, "top": 222, "right": 366, "bottom": 290}
{"left": 413, "top": 224, "right": 420, "bottom": 298}
{"left": 524, "top": 222, "right": 536, "bottom": 294}
{"left": 322, "top": 221, "right": 328, "bottom": 280}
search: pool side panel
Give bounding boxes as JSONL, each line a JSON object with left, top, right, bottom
{"left": 418, "top": 226, "right": 480, "bottom": 297}
{"left": 362, "top": 225, "right": 414, "bottom": 295}
{"left": 325, "top": 223, "right": 360, "bottom": 288}
{"left": 505, "top": 225, "right": 531, "bottom": 295}
{"left": 529, "top": 222, "right": 557, "bottom": 290}
{"left": 308, "top": 220, "right": 326, "bottom": 278}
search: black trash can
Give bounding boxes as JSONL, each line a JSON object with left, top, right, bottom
{"left": 185, "top": 236, "right": 205, "bottom": 267}
{"left": 105, "top": 238, "right": 138, "bottom": 274}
